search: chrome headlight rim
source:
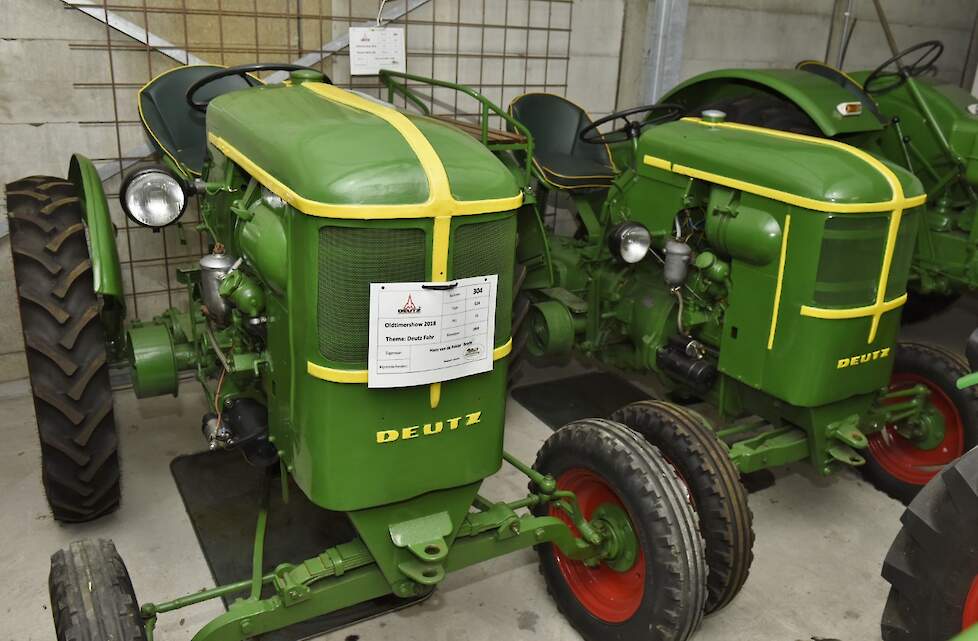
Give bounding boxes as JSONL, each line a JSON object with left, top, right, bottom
{"left": 119, "top": 165, "right": 190, "bottom": 229}
{"left": 608, "top": 222, "right": 652, "bottom": 264}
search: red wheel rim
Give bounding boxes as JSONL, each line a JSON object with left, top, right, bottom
{"left": 550, "top": 468, "right": 645, "bottom": 623}
{"left": 868, "top": 373, "right": 965, "bottom": 486}
{"left": 964, "top": 574, "right": 978, "bottom": 630}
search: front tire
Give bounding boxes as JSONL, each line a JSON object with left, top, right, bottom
{"left": 533, "top": 418, "right": 708, "bottom": 641}
{"left": 881, "top": 447, "right": 978, "bottom": 640}
{"left": 864, "top": 342, "right": 978, "bottom": 504}
{"left": 6, "top": 176, "right": 121, "bottom": 521}
{"left": 50, "top": 539, "right": 147, "bottom": 641}
{"left": 610, "top": 400, "right": 754, "bottom": 613}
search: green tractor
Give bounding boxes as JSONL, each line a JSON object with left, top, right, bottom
{"left": 377, "top": 61, "right": 978, "bottom": 620}
{"left": 656, "top": 39, "right": 978, "bottom": 502}
{"left": 10, "top": 65, "right": 709, "bottom": 641}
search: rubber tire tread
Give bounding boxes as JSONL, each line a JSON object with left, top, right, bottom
{"left": 533, "top": 418, "right": 708, "bottom": 641}
{"left": 6, "top": 175, "right": 120, "bottom": 522}
{"left": 610, "top": 400, "right": 754, "bottom": 614}
{"left": 881, "top": 447, "right": 978, "bottom": 640}
{"left": 863, "top": 342, "right": 978, "bottom": 504}
{"left": 49, "top": 538, "right": 147, "bottom": 641}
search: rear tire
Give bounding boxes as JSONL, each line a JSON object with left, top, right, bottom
{"left": 881, "top": 447, "right": 978, "bottom": 640}
{"left": 49, "top": 539, "right": 147, "bottom": 641}
{"left": 610, "top": 400, "right": 754, "bottom": 613}
{"left": 864, "top": 342, "right": 978, "bottom": 504}
{"left": 6, "top": 176, "right": 120, "bottom": 521}
{"left": 533, "top": 418, "right": 708, "bottom": 641}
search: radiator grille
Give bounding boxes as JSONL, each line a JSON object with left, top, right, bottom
{"left": 884, "top": 211, "right": 918, "bottom": 300}
{"left": 451, "top": 215, "right": 517, "bottom": 344}
{"left": 318, "top": 226, "right": 426, "bottom": 362}
{"left": 813, "top": 215, "right": 888, "bottom": 308}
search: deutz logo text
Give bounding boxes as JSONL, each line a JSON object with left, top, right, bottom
{"left": 837, "top": 347, "right": 890, "bottom": 369}
{"left": 376, "top": 411, "right": 482, "bottom": 444}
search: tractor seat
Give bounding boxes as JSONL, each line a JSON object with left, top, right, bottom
{"left": 138, "top": 65, "right": 259, "bottom": 175}
{"left": 508, "top": 93, "right": 616, "bottom": 191}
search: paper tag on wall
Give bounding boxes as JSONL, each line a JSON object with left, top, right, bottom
{"left": 349, "top": 27, "right": 406, "bottom": 75}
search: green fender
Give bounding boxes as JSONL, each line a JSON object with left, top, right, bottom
{"left": 67, "top": 154, "right": 127, "bottom": 355}
{"left": 662, "top": 68, "right": 883, "bottom": 137}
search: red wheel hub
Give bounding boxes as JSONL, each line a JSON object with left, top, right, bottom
{"left": 550, "top": 468, "right": 645, "bottom": 623}
{"left": 964, "top": 574, "right": 978, "bottom": 630}
{"left": 868, "top": 373, "right": 965, "bottom": 486}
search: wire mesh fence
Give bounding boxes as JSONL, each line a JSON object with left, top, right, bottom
{"left": 66, "top": 0, "right": 573, "bottom": 320}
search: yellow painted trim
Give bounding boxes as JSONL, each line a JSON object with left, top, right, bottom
{"left": 530, "top": 157, "right": 614, "bottom": 190}
{"left": 767, "top": 214, "right": 791, "bottom": 350}
{"left": 800, "top": 294, "right": 907, "bottom": 320}
{"left": 431, "top": 216, "right": 451, "bottom": 281}
{"left": 429, "top": 382, "right": 441, "bottom": 409}
{"left": 678, "top": 118, "right": 926, "bottom": 213}
{"left": 306, "top": 338, "right": 515, "bottom": 384}
{"left": 306, "top": 363, "right": 369, "bottom": 383}
{"left": 493, "top": 338, "right": 513, "bottom": 359}
{"left": 207, "top": 82, "right": 522, "bottom": 219}
{"left": 642, "top": 154, "right": 672, "bottom": 171}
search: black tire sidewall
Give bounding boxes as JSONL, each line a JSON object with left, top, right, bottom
{"left": 534, "top": 421, "right": 702, "bottom": 641}
{"left": 610, "top": 400, "right": 753, "bottom": 613}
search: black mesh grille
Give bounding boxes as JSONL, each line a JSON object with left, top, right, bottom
{"left": 318, "top": 226, "right": 426, "bottom": 362}
{"left": 813, "top": 215, "right": 888, "bottom": 308}
{"left": 451, "top": 215, "right": 517, "bottom": 344}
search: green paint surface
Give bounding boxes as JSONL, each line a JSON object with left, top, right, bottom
{"left": 207, "top": 84, "right": 519, "bottom": 207}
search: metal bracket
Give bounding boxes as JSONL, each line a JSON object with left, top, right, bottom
{"left": 827, "top": 414, "right": 868, "bottom": 449}
{"left": 389, "top": 512, "right": 452, "bottom": 586}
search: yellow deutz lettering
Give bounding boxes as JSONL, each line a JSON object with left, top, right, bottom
{"left": 377, "top": 411, "right": 482, "bottom": 444}
{"left": 837, "top": 347, "right": 890, "bottom": 369}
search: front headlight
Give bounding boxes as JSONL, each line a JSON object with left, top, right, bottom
{"left": 608, "top": 222, "right": 651, "bottom": 263}
{"left": 120, "top": 166, "right": 188, "bottom": 229}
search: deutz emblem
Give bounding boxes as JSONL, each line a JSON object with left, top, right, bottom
{"left": 398, "top": 294, "right": 421, "bottom": 314}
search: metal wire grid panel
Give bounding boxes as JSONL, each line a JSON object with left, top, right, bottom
{"left": 66, "top": 0, "right": 572, "bottom": 321}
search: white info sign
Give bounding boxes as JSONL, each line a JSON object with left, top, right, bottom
{"left": 348, "top": 27, "right": 406, "bottom": 76}
{"left": 367, "top": 275, "right": 498, "bottom": 388}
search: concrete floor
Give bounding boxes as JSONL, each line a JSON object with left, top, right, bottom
{"left": 3, "top": 297, "right": 977, "bottom": 641}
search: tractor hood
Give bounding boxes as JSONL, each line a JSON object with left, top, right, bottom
{"left": 206, "top": 82, "right": 521, "bottom": 211}
{"left": 639, "top": 118, "right": 924, "bottom": 208}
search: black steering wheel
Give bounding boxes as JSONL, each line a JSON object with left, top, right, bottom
{"left": 186, "top": 63, "right": 333, "bottom": 112}
{"left": 864, "top": 40, "right": 943, "bottom": 95}
{"left": 579, "top": 104, "right": 684, "bottom": 145}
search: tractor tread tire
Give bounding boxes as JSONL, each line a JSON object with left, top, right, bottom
{"left": 533, "top": 418, "right": 708, "bottom": 641}
{"left": 50, "top": 539, "right": 147, "bottom": 641}
{"left": 864, "top": 342, "right": 978, "bottom": 504}
{"left": 881, "top": 447, "right": 978, "bottom": 640}
{"left": 610, "top": 400, "right": 754, "bottom": 613}
{"left": 6, "top": 176, "right": 120, "bottom": 522}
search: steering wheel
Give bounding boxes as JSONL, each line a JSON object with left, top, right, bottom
{"left": 186, "top": 63, "right": 333, "bottom": 112}
{"left": 864, "top": 40, "right": 943, "bottom": 95}
{"left": 579, "top": 104, "right": 683, "bottom": 145}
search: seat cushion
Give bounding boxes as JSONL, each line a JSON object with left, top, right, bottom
{"left": 534, "top": 150, "right": 614, "bottom": 190}
{"left": 509, "top": 93, "right": 616, "bottom": 191}
{"left": 138, "top": 65, "right": 256, "bottom": 175}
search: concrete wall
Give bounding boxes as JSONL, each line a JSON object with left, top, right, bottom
{"left": 618, "top": 0, "right": 978, "bottom": 108}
